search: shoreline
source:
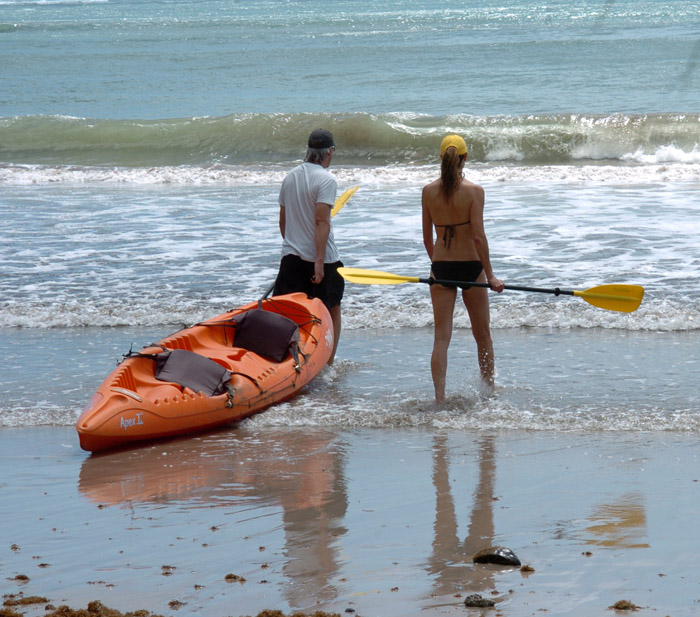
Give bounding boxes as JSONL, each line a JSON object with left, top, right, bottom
{"left": 2, "top": 425, "right": 698, "bottom": 617}
{"left": 4, "top": 327, "right": 700, "bottom": 434}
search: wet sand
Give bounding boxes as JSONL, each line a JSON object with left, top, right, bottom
{"left": 1, "top": 425, "right": 698, "bottom": 617}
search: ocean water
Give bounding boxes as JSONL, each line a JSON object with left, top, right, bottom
{"left": 1, "top": 0, "right": 699, "bottom": 436}
{"left": 2, "top": 0, "right": 699, "bottom": 118}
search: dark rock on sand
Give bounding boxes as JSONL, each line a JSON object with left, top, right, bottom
{"left": 472, "top": 546, "right": 521, "bottom": 566}
{"left": 464, "top": 594, "right": 496, "bottom": 608}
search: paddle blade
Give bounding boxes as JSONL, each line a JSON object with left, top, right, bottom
{"left": 337, "top": 267, "right": 419, "bottom": 285}
{"left": 574, "top": 284, "right": 645, "bottom": 313}
{"left": 331, "top": 185, "right": 359, "bottom": 218}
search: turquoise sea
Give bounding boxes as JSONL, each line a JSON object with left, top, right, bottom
{"left": 2, "top": 0, "right": 699, "bottom": 119}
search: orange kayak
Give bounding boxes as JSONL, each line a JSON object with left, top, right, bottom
{"left": 77, "top": 293, "right": 333, "bottom": 452}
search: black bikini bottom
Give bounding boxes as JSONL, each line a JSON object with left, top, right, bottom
{"left": 431, "top": 260, "right": 483, "bottom": 285}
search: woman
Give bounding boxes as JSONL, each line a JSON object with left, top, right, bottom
{"left": 422, "top": 134, "right": 504, "bottom": 401}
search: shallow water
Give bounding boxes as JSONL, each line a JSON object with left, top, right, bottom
{"left": 3, "top": 325, "right": 699, "bottom": 434}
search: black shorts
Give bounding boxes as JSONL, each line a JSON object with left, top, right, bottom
{"left": 431, "top": 260, "right": 483, "bottom": 286}
{"left": 273, "top": 254, "right": 345, "bottom": 310}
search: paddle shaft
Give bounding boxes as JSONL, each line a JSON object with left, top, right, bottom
{"left": 422, "top": 277, "right": 575, "bottom": 297}
{"left": 260, "top": 280, "right": 276, "bottom": 304}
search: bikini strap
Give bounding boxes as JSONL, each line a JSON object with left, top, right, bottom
{"left": 435, "top": 220, "right": 470, "bottom": 248}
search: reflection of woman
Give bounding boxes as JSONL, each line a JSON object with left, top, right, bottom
{"left": 422, "top": 135, "right": 504, "bottom": 400}
{"left": 428, "top": 435, "right": 496, "bottom": 595}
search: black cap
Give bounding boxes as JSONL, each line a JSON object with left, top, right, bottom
{"left": 308, "top": 128, "right": 335, "bottom": 149}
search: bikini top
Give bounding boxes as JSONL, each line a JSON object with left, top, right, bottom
{"left": 434, "top": 219, "right": 470, "bottom": 248}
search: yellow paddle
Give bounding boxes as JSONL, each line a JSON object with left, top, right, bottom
{"left": 331, "top": 185, "right": 359, "bottom": 217}
{"left": 337, "top": 267, "right": 645, "bottom": 313}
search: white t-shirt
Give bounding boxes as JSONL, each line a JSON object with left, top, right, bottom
{"left": 279, "top": 162, "right": 339, "bottom": 263}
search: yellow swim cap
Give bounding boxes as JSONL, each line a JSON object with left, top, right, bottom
{"left": 440, "top": 134, "right": 468, "bottom": 156}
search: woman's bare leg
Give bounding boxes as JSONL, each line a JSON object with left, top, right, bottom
{"left": 430, "top": 284, "right": 457, "bottom": 402}
{"left": 462, "top": 277, "right": 495, "bottom": 389}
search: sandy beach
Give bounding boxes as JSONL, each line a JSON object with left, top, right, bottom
{"left": 2, "top": 424, "right": 698, "bottom": 617}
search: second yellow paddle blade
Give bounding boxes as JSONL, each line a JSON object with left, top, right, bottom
{"left": 337, "top": 267, "right": 418, "bottom": 285}
{"left": 574, "top": 284, "right": 645, "bottom": 313}
{"left": 331, "top": 185, "right": 359, "bottom": 218}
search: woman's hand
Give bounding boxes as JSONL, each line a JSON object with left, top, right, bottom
{"left": 488, "top": 275, "right": 505, "bottom": 293}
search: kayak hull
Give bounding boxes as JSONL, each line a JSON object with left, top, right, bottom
{"left": 76, "top": 293, "right": 333, "bottom": 452}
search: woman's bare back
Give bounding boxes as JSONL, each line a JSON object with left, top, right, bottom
{"left": 422, "top": 178, "right": 484, "bottom": 262}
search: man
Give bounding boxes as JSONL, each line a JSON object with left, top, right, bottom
{"left": 273, "top": 128, "right": 344, "bottom": 365}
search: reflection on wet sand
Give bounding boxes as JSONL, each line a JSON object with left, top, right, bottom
{"left": 427, "top": 434, "right": 497, "bottom": 596}
{"left": 585, "top": 492, "right": 649, "bottom": 549}
{"left": 79, "top": 433, "right": 233, "bottom": 505}
{"left": 79, "top": 427, "right": 348, "bottom": 607}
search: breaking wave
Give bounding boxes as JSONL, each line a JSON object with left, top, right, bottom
{"left": 2, "top": 112, "right": 699, "bottom": 168}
